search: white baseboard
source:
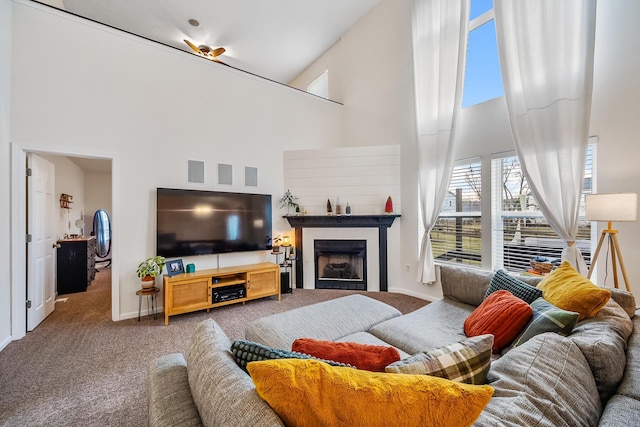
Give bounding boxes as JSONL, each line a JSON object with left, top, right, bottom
{"left": 0, "top": 334, "right": 12, "bottom": 352}
{"left": 386, "top": 287, "right": 440, "bottom": 303}
{"left": 120, "top": 306, "right": 165, "bottom": 321}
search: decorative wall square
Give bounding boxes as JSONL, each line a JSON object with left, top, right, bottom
{"left": 218, "top": 163, "right": 233, "bottom": 185}
{"left": 245, "top": 166, "right": 258, "bottom": 187}
{"left": 187, "top": 160, "right": 205, "bottom": 184}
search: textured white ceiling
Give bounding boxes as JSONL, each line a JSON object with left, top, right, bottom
{"left": 37, "top": 0, "right": 381, "bottom": 84}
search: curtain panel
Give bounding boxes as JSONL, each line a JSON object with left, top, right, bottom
{"left": 494, "top": 0, "right": 597, "bottom": 275}
{"left": 412, "top": 0, "right": 469, "bottom": 284}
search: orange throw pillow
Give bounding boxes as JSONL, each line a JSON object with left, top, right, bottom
{"left": 292, "top": 338, "right": 400, "bottom": 372}
{"left": 464, "top": 290, "right": 533, "bottom": 353}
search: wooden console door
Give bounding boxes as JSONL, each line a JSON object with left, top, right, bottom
{"left": 247, "top": 268, "right": 280, "bottom": 299}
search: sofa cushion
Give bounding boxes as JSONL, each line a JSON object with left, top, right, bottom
{"left": 186, "top": 319, "right": 283, "bottom": 427}
{"left": 615, "top": 313, "right": 640, "bottom": 400}
{"left": 609, "top": 288, "right": 637, "bottom": 319}
{"left": 464, "top": 290, "right": 533, "bottom": 353}
{"left": 485, "top": 269, "right": 543, "bottom": 303}
{"left": 248, "top": 359, "right": 494, "bottom": 427}
{"left": 568, "top": 298, "right": 633, "bottom": 403}
{"left": 474, "top": 333, "right": 601, "bottom": 427}
{"left": 291, "top": 338, "right": 400, "bottom": 372}
{"left": 537, "top": 261, "right": 610, "bottom": 320}
{"left": 512, "top": 297, "right": 579, "bottom": 347}
{"left": 230, "top": 340, "right": 351, "bottom": 373}
{"left": 244, "top": 294, "right": 401, "bottom": 349}
{"left": 599, "top": 395, "right": 640, "bottom": 427}
{"left": 385, "top": 334, "right": 493, "bottom": 385}
{"left": 148, "top": 353, "right": 203, "bottom": 427}
{"left": 439, "top": 264, "right": 493, "bottom": 307}
{"left": 369, "top": 298, "right": 472, "bottom": 355}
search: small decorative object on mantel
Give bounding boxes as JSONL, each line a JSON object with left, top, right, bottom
{"left": 345, "top": 202, "right": 351, "bottom": 215}
{"left": 335, "top": 196, "right": 342, "bottom": 215}
{"left": 327, "top": 199, "right": 333, "bottom": 215}
{"left": 136, "top": 256, "right": 166, "bottom": 289}
{"left": 385, "top": 196, "right": 394, "bottom": 214}
{"left": 279, "top": 190, "right": 300, "bottom": 216}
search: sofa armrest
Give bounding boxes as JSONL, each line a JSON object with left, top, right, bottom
{"left": 148, "top": 353, "right": 202, "bottom": 427}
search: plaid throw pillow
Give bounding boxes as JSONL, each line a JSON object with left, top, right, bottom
{"left": 385, "top": 335, "right": 493, "bottom": 385}
{"left": 513, "top": 297, "right": 579, "bottom": 347}
{"left": 485, "top": 269, "right": 543, "bottom": 304}
{"left": 231, "top": 340, "right": 352, "bottom": 373}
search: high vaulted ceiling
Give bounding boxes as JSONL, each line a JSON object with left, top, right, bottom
{"left": 35, "top": 0, "right": 381, "bottom": 84}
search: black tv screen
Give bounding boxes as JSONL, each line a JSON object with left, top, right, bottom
{"left": 156, "top": 188, "right": 272, "bottom": 257}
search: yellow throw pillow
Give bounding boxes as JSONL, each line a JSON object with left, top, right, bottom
{"left": 248, "top": 359, "right": 494, "bottom": 427}
{"left": 537, "top": 261, "right": 610, "bottom": 320}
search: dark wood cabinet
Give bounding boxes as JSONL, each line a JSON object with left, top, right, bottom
{"left": 57, "top": 237, "right": 96, "bottom": 295}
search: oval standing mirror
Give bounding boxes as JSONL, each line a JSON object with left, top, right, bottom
{"left": 93, "top": 209, "right": 112, "bottom": 259}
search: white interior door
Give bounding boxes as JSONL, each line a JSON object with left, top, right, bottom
{"left": 27, "top": 153, "right": 56, "bottom": 330}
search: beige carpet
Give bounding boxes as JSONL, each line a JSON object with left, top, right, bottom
{"left": 0, "top": 268, "right": 428, "bottom": 426}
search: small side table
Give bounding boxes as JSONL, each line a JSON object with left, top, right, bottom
{"left": 137, "top": 287, "right": 160, "bottom": 321}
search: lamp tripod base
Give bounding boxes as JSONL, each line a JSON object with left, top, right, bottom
{"left": 587, "top": 225, "right": 631, "bottom": 292}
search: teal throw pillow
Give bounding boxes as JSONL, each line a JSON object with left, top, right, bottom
{"left": 485, "top": 269, "right": 543, "bottom": 304}
{"left": 230, "top": 340, "right": 352, "bottom": 373}
{"left": 513, "top": 297, "right": 579, "bottom": 347}
{"left": 385, "top": 334, "right": 493, "bottom": 385}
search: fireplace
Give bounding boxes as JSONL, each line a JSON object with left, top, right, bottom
{"left": 314, "top": 240, "right": 367, "bottom": 290}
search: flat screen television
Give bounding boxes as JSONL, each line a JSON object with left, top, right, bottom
{"left": 156, "top": 188, "right": 272, "bottom": 257}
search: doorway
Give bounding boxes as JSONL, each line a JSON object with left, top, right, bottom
{"left": 10, "top": 143, "right": 118, "bottom": 339}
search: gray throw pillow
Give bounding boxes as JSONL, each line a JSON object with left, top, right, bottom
{"left": 485, "top": 269, "right": 543, "bottom": 303}
{"left": 231, "top": 340, "right": 352, "bottom": 373}
{"left": 513, "top": 297, "right": 579, "bottom": 347}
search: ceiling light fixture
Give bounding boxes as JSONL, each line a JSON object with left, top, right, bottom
{"left": 188, "top": 19, "right": 200, "bottom": 27}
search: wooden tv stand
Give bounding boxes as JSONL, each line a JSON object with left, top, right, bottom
{"left": 162, "top": 262, "right": 280, "bottom": 325}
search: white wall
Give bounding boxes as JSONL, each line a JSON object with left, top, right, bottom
{"left": 83, "top": 170, "right": 112, "bottom": 234}
{"left": 0, "top": 0, "right": 12, "bottom": 350}
{"left": 39, "top": 154, "right": 86, "bottom": 239}
{"left": 9, "top": 1, "right": 344, "bottom": 322}
{"left": 590, "top": 0, "right": 640, "bottom": 296}
{"left": 292, "top": 0, "right": 640, "bottom": 301}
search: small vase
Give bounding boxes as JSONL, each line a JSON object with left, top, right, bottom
{"left": 141, "top": 276, "right": 155, "bottom": 289}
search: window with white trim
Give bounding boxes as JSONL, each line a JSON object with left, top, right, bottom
{"left": 307, "top": 70, "right": 329, "bottom": 99}
{"left": 491, "top": 145, "right": 594, "bottom": 272}
{"left": 432, "top": 159, "right": 482, "bottom": 266}
{"left": 463, "top": 0, "right": 504, "bottom": 108}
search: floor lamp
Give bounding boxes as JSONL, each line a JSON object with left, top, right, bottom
{"left": 586, "top": 193, "right": 638, "bottom": 291}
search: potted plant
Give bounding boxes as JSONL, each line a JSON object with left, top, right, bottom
{"left": 271, "top": 235, "right": 282, "bottom": 254}
{"left": 279, "top": 190, "right": 299, "bottom": 216}
{"left": 136, "top": 256, "right": 166, "bottom": 289}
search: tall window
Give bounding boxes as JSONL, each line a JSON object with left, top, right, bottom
{"left": 432, "top": 160, "right": 482, "bottom": 266}
{"left": 307, "top": 70, "right": 329, "bottom": 99}
{"left": 462, "top": 0, "right": 503, "bottom": 108}
{"left": 491, "top": 145, "right": 595, "bottom": 272}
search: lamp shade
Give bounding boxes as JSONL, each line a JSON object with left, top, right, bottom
{"left": 585, "top": 193, "right": 638, "bottom": 222}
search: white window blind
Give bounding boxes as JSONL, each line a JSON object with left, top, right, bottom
{"left": 432, "top": 160, "right": 482, "bottom": 266}
{"left": 307, "top": 70, "right": 329, "bottom": 99}
{"left": 491, "top": 145, "right": 594, "bottom": 272}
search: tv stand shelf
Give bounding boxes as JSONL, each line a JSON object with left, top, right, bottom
{"left": 163, "top": 262, "right": 280, "bottom": 325}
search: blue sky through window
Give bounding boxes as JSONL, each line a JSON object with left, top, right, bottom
{"left": 463, "top": 0, "right": 504, "bottom": 108}
{"left": 470, "top": 0, "right": 492, "bottom": 20}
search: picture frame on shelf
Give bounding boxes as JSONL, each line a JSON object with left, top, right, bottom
{"left": 167, "top": 259, "right": 185, "bottom": 277}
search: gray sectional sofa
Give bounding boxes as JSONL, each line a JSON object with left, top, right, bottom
{"left": 148, "top": 264, "right": 639, "bottom": 426}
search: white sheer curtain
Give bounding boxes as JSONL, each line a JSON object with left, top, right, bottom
{"left": 494, "top": 0, "right": 597, "bottom": 275}
{"left": 412, "top": 0, "right": 468, "bottom": 284}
